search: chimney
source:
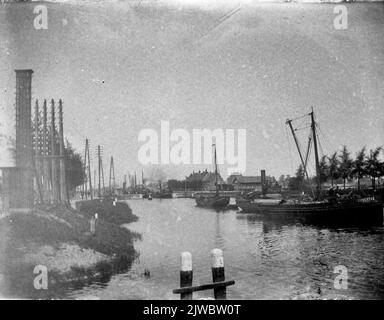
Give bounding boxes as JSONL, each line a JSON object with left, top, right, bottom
{"left": 261, "top": 169, "right": 266, "bottom": 195}
{"left": 15, "top": 69, "right": 33, "bottom": 168}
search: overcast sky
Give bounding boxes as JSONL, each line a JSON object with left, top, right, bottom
{"left": 0, "top": 1, "right": 383, "bottom": 182}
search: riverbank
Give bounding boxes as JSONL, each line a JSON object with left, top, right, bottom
{"left": 0, "top": 200, "right": 140, "bottom": 299}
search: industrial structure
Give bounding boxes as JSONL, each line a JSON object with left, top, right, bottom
{"left": 0, "top": 70, "right": 68, "bottom": 212}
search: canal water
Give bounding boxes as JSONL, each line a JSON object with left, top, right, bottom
{"left": 68, "top": 199, "right": 384, "bottom": 300}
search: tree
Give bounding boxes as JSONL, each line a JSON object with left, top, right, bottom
{"left": 351, "top": 146, "right": 367, "bottom": 190}
{"left": 65, "top": 141, "right": 85, "bottom": 193}
{"left": 318, "top": 155, "right": 328, "bottom": 184}
{"left": 366, "top": 146, "right": 383, "bottom": 190}
{"left": 338, "top": 145, "right": 352, "bottom": 189}
{"left": 0, "top": 121, "right": 16, "bottom": 163}
{"left": 327, "top": 151, "right": 339, "bottom": 187}
{"left": 278, "top": 175, "right": 287, "bottom": 189}
{"left": 288, "top": 165, "right": 305, "bottom": 191}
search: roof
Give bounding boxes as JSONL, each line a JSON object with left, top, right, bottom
{"left": 233, "top": 176, "right": 262, "bottom": 184}
{"left": 186, "top": 171, "right": 207, "bottom": 182}
{"left": 202, "top": 172, "right": 223, "bottom": 183}
{"left": 227, "top": 174, "right": 242, "bottom": 184}
{"left": 186, "top": 171, "right": 224, "bottom": 183}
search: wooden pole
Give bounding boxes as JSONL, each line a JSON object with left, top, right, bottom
{"left": 87, "top": 141, "right": 93, "bottom": 200}
{"left": 310, "top": 108, "right": 321, "bottom": 199}
{"left": 82, "top": 139, "right": 88, "bottom": 200}
{"left": 112, "top": 157, "right": 115, "bottom": 191}
{"left": 180, "top": 252, "right": 193, "bottom": 300}
{"left": 34, "top": 100, "right": 39, "bottom": 174}
{"left": 98, "top": 145, "right": 101, "bottom": 197}
{"left": 109, "top": 156, "right": 111, "bottom": 191}
{"left": 101, "top": 157, "right": 105, "bottom": 195}
{"left": 109, "top": 156, "right": 115, "bottom": 192}
{"left": 51, "top": 99, "right": 59, "bottom": 204}
{"left": 58, "top": 99, "right": 67, "bottom": 203}
{"left": 173, "top": 280, "right": 235, "bottom": 295}
{"left": 34, "top": 100, "right": 43, "bottom": 204}
{"left": 42, "top": 99, "right": 50, "bottom": 203}
{"left": 94, "top": 170, "right": 96, "bottom": 198}
{"left": 211, "top": 248, "right": 226, "bottom": 300}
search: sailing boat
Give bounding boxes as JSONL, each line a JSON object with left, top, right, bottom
{"left": 195, "top": 144, "right": 230, "bottom": 208}
{"left": 237, "top": 109, "right": 383, "bottom": 226}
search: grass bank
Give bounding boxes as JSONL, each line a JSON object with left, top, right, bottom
{"left": 0, "top": 200, "right": 140, "bottom": 299}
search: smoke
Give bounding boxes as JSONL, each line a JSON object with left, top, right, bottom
{"left": 144, "top": 166, "right": 168, "bottom": 183}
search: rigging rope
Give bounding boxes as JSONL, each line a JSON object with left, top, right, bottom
{"left": 290, "top": 113, "right": 308, "bottom": 122}
{"left": 295, "top": 125, "right": 312, "bottom": 131}
{"left": 317, "top": 132, "right": 325, "bottom": 158}
{"left": 285, "top": 125, "right": 294, "bottom": 175}
{"left": 316, "top": 122, "right": 335, "bottom": 156}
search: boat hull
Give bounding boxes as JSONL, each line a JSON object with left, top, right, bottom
{"left": 236, "top": 199, "right": 383, "bottom": 226}
{"left": 195, "top": 195, "right": 230, "bottom": 208}
{"left": 152, "top": 193, "right": 173, "bottom": 199}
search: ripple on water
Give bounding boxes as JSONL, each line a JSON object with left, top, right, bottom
{"left": 67, "top": 199, "right": 384, "bottom": 300}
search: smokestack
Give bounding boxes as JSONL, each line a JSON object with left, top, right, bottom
{"left": 15, "top": 69, "right": 33, "bottom": 168}
{"left": 13, "top": 69, "right": 34, "bottom": 208}
{"left": 261, "top": 169, "right": 266, "bottom": 195}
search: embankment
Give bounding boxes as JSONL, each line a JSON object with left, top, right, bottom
{"left": 0, "top": 200, "right": 140, "bottom": 299}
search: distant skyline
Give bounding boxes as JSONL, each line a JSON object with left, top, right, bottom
{"left": 1, "top": 1, "right": 383, "bottom": 183}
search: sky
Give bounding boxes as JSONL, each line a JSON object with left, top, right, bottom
{"left": 0, "top": 1, "right": 383, "bottom": 183}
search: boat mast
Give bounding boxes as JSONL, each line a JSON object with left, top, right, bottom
{"left": 213, "top": 144, "right": 219, "bottom": 194}
{"left": 304, "top": 135, "right": 312, "bottom": 170}
{"left": 310, "top": 107, "right": 321, "bottom": 199}
{"left": 286, "top": 119, "right": 311, "bottom": 182}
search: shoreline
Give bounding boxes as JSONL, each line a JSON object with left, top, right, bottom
{"left": 0, "top": 200, "right": 140, "bottom": 299}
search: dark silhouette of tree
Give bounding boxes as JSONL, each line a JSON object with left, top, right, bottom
{"left": 327, "top": 151, "right": 339, "bottom": 187}
{"left": 338, "top": 145, "right": 352, "bottom": 189}
{"left": 0, "top": 121, "right": 16, "bottom": 163}
{"left": 288, "top": 164, "right": 305, "bottom": 191}
{"left": 318, "top": 155, "right": 328, "bottom": 184}
{"left": 366, "top": 147, "right": 383, "bottom": 190}
{"left": 351, "top": 146, "right": 367, "bottom": 190}
{"left": 65, "top": 141, "right": 85, "bottom": 193}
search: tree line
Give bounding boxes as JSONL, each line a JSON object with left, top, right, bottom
{"left": 282, "top": 146, "right": 384, "bottom": 191}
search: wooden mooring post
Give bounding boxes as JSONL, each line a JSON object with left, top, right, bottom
{"left": 173, "top": 249, "right": 235, "bottom": 300}
{"left": 180, "top": 252, "right": 193, "bottom": 300}
{"left": 211, "top": 248, "right": 226, "bottom": 300}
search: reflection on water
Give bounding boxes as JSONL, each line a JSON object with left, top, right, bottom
{"left": 67, "top": 199, "right": 384, "bottom": 300}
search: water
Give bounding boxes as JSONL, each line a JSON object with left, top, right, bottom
{"left": 67, "top": 199, "right": 384, "bottom": 300}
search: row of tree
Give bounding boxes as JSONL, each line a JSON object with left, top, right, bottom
{"left": 284, "top": 146, "right": 384, "bottom": 191}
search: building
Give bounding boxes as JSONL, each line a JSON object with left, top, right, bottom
{"left": 185, "top": 170, "right": 224, "bottom": 191}
{"left": 231, "top": 176, "right": 263, "bottom": 192}
{"left": 226, "top": 173, "right": 242, "bottom": 185}
{"left": 1, "top": 70, "right": 34, "bottom": 210}
{"left": 229, "top": 173, "right": 279, "bottom": 193}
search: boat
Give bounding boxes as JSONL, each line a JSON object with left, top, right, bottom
{"left": 237, "top": 108, "right": 383, "bottom": 226}
{"left": 120, "top": 193, "right": 143, "bottom": 200}
{"left": 152, "top": 192, "right": 173, "bottom": 199}
{"left": 237, "top": 198, "right": 383, "bottom": 225}
{"left": 152, "top": 182, "right": 173, "bottom": 199}
{"left": 195, "top": 193, "right": 230, "bottom": 208}
{"left": 194, "top": 144, "right": 230, "bottom": 208}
